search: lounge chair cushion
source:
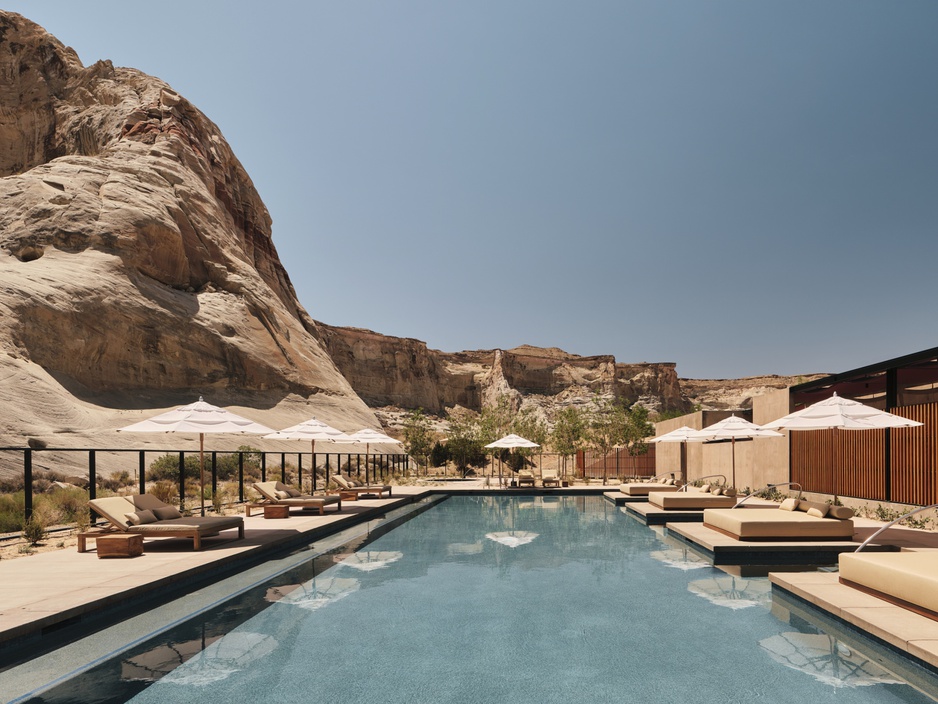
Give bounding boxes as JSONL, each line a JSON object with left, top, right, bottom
{"left": 806, "top": 506, "right": 827, "bottom": 518}
{"left": 130, "top": 494, "right": 172, "bottom": 512}
{"left": 649, "top": 492, "right": 737, "bottom": 510}
{"left": 275, "top": 490, "right": 291, "bottom": 499}
{"left": 780, "top": 498, "right": 799, "bottom": 511}
{"left": 152, "top": 506, "right": 182, "bottom": 520}
{"left": 286, "top": 487, "right": 303, "bottom": 497}
{"left": 828, "top": 505, "right": 855, "bottom": 519}
{"left": 620, "top": 483, "right": 679, "bottom": 497}
{"left": 125, "top": 509, "right": 157, "bottom": 525}
{"left": 700, "top": 484, "right": 711, "bottom": 493}
{"left": 839, "top": 552, "right": 938, "bottom": 616}
{"left": 703, "top": 508, "right": 855, "bottom": 540}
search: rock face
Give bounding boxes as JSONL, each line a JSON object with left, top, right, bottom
{"left": 318, "top": 326, "right": 687, "bottom": 415}
{"left": 681, "top": 374, "right": 826, "bottom": 411}
{"left": 0, "top": 11, "right": 376, "bottom": 445}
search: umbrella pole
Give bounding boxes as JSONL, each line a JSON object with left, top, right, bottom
{"left": 731, "top": 437, "right": 736, "bottom": 489}
{"left": 199, "top": 433, "right": 205, "bottom": 517}
{"left": 311, "top": 439, "right": 316, "bottom": 493}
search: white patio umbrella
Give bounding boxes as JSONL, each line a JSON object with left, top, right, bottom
{"left": 118, "top": 397, "right": 275, "bottom": 516}
{"left": 689, "top": 415, "right": 783, "bottom": 488}
{"left": 347, "top": 428, "right": 403, "bottom": 485}
{"left": 763, "top": 392, "right": 922, "bottom": 501}
{"left": 649, "top": 426, "right": 699, "bottom": 481}
{"left": 264, "top": 417, "right": 353, "bottom": 491}
{"left": 485, "top": 434, "right": 540, "bottom": 486}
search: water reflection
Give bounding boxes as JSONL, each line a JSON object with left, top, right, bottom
{"left": 687, "top": 574, "right": 772, "bottom": 610}
{"left": 156, "top": 631, "right": 277, "bottom": 687}
{"left": 760, "top": 632, "right": 904, "bottom": 688}
{"left": 267, "top": 576, "right": 360, "bottom": 611}
{"left": 485, "top": 530, "right": 539, "bottom": 547}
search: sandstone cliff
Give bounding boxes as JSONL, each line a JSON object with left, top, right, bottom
{"left": 0, "top": 11, "right": 377, "bottom": 449}
{"left": 318, "top": 325, "right": 687, "bottom": 416}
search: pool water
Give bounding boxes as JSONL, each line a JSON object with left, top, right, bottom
{"left": 19, "top": 496, "right": 938, "bottom": 703}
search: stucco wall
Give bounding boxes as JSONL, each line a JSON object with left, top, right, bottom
{"left": 654, "top": 391, "right": 792, "bottom": 490}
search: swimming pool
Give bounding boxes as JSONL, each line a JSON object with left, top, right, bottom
{"left": 11, "top": 495, "right": 938, "bottom": 703}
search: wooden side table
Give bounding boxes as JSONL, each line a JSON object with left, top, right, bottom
{"left": 263, "top": 504, "right": 290, "bottom": 519}
{"left": 95, "top": 533, "right": 144, "bottom": 558}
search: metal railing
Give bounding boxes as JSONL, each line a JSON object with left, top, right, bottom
{"left": 0, "top": 446, "right": 415, "bottom": 530}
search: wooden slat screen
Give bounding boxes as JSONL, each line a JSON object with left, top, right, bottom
{"left": 791, "top": 402, "right": 936, "bottom": 504}
{"left": 889, "top": 404, "right": 937, "bottom": 505}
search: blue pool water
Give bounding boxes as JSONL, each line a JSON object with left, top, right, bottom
{"left": 22, "top": 496, "right": 938, "bottom": 703}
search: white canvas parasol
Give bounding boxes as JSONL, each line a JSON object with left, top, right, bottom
{"left": 649, "top": 426, "right": 699, "bottom": 481}
{"left": 764, "top": 392, "right": 922, "bottom": 500}
{"left": 347, "top": 428, "right": 402, "bottom": 484}
{"left": 118, "top": 397, "right": 274, "bottom": 515}
{"left": 689, "top": 415, "right": 782, "bottom": 488}
{"left": 763, "top": 392, "right": 923, "bottom": 431}
{"left": 265, "top": 417, "right": 353, "bottom": 491}
{"left": 485, "top": 434, "right": 540, "bottom": 486}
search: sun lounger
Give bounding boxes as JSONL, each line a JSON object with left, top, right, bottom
{"left": 541, "top": 468, "right": 561, "bottom": 488}
{"left": 648, "top": 487, "right": 738, "bottom": 510}
{"left": 88, "top": 494, "right": 244, "bottom": 551}
{"left": 517, "top": 470, "right": 536, "bottom": 487}
{"left": 839, "top": 551, "right": 938, "bottom": 620}
{"left": 619, "top": 474, "right": 682, "bottom": 497}
{"left": 703, "top": 499, "right": 855, "bottom": 541}
{"left": 251, "top": 481, "right": 342, "bottom": 515}
{"left": 332, "top": 474, "right": 392, "bottom": 498}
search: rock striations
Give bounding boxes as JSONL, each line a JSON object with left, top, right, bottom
{"left": 0, "top": 11, "right": 376, "bottom": 446}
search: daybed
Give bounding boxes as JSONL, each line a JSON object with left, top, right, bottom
{"left": 839, "top": 551, "right": 938, "bottom": 620}
{"left": 541, "top": 468, "right": 561, "bottom": 488}
{"left": 619, "top": 474, "right": 682, "bottom": 497}
{"left": 332, "top": 473, "right": 392, "bottom": 498}
{"left": 703, "top": 499, "right": 855, "bottom": 541}
{"left": 88, "top": 494, "right": 244, "bottom": 551}
{"left": 250, "top": 481, "right": 343, "bottom": 516}
{"left": 648, "top": 486, "right": 738, "bottom": 510}
{"left": 517, "top": 471, "right": 536, "bottom": 487}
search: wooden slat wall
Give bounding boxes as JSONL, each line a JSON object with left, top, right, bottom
{"left": 889, "top": 404, "right": 937, "bottom": 505}
{"left": 791, "top": 402, "right": 936, "bottom": 504}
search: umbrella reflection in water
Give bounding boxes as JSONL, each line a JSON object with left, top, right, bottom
{"left": 157, "top": 631, "right": 278, "bottom": 687}
{"left": 760, "top": 632, "right": 904, "bottom": 688}
{"left": 687, "top": 574, "right": 772, "bottom": 610}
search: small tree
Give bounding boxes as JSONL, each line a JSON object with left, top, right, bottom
{"left": 550, "top": 406, "right": 588, "bottom": 479}
{"left": 402, "top": 409, "right": 435, "bottom": 474}
{"left": 429, "top": 441, "right": 449, "bottom": 469}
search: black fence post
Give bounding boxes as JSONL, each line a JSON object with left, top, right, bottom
{"left": 211, "top": 451, "right": 218, "bottom": 499}
{"left": 281, "top": 453, "right": 286, "bottom": 483}
{"left": 24, "top": 448, "right": 32, "bottom": 523}
{"left": 139, "top": 450, "right": 146, "bottom": 494}
{"left": 89, "top": 450, "right": 97, "bottom": 505}
{"left": 325, "top": 454, "right": 330, "bottom": 487}
{"left": 238, "top": 452, "right": 244, "bottom": 503}
{"left": 178, "top": 451, "right": 186, "bottom": 510}
{"left": 298, "top": 453, "right": 303, "bottom": 491}
{"left": 261, "top": 452, "right": 267, "bottom": 482}
{"left": 312, "top": 451, "right": 317, "bottom": 492}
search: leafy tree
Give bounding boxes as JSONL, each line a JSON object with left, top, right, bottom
{"left": 148, "top": 453, "right": 200, "bottom": 482}
{"left": 550, "top": 406, "right": 588, "bottom": 478}
{"left": 446, "top": 411, "right": 486, "bottom": 475}
{"left": 402, "top": 409, "right": 435, "bottom": 471}
{"left": 429, "top": 441, "right": 449, "bottom": 468}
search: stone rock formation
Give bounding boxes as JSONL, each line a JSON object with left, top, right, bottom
{"left": 0, "top": 11, "right": 376, "bottom": 452}
{"left": 318, "top": 326, "right": 687, "bottom": 416}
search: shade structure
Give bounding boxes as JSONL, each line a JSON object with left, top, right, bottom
{"left": 118, "top": 397, "right": 275, "bottom": 515}
{"left": 763, "top": 393, "right": 924, "bottom": 431}
{"left": 264, "top": 417, "right": 353, "bottom": 491}
{"left": 485, "top": 434, "right": 540, "bottom": 486}
{"left": 649, "top": 426, "right": 699, "bottom": 481}
{"left": 763, "top": 392, "right": 922, "bottom": 500}
{"left": 484, "top": 433, "right": 540, "bottom": 449}
{"left": 689, "top": 415, "right": 783, "bottom": 488}
{"left": 347, "top": 428, "right": 402, "bottom": 485}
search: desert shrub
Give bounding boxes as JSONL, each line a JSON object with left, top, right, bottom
{"left": 149, "top": 480, "right": 179, "bottom": 505}
{"left": 429, "top": 442, "right": 449, "bottom": 468}
{"left": 23, "top": 514, "right": 46, "bottom": 545}
{"left": 148, "top": 454, "right": 201, "bottom": 482}
{"left": 0, "top": 492, "right": 25, "bottom": 533}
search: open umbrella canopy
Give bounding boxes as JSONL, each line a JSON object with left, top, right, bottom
{"left": 689, "top": 415, "right": 783, "bottom": 442}
{"left": 118, "top": 397, "right": 275, "bottom": 435}
{"left": 649, "top": 426, "right": 699, "bottom": 443}
{"left": 484, "top": 433, "right": 540, "bottom": 449}
{"left": 763, "top": 393, "right": 923, "bottom": 431}
{"left": 264, "top": 417, "right": 353, "bottom": 442}
{"left": 347, "top": 428, "right": 403, "bottom": 446}
{"left": 118, "top": 397, "right": 274, "bottom": 515}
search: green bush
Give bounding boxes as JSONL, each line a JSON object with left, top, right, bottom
{"left": 23, "top": 514, "right": 46, "bottom": 545}
{"left": 148, "top": 454, "right": 201, "bottom": 482}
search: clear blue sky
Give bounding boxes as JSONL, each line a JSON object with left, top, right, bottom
{"left": 7, "top": 1, "right": 938, "bottom": 379}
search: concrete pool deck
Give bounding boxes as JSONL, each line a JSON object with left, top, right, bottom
{"left": 3, "top": 483, "right": 938, "bottom": 682}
